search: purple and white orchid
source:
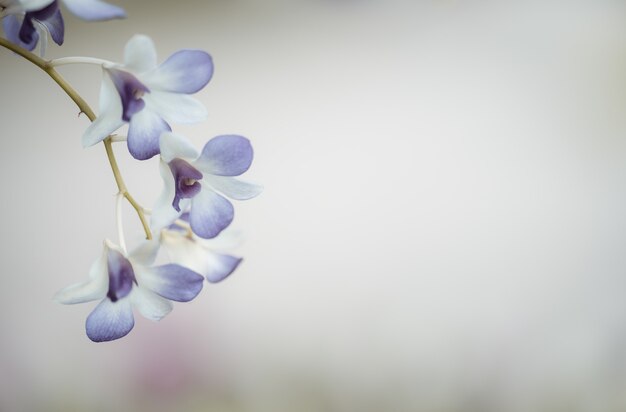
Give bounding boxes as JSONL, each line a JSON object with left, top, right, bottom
{"left": 1, "top": 0, "right": 124, "bottom": 53}
{"left": 82, "top": 35, "right": 214, "bottom": 160}
{"left": 151, "top": 132, "right": 262, "bottom": 239}
{"left": 161, "top": 225, "right": 243, "bottom": 283}
{"left": 54, "top": 240, "right": 204, "bottom": 342}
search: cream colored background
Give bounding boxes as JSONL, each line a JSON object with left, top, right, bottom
{"left": 1, "top": 0, "right": 626, "bottom": 411}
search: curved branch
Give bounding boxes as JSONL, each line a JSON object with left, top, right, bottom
{"left": 0, "top": 37, "right": 152, "bottom": 239}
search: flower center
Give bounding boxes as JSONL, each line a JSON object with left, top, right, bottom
{"left": 19, "top": 1, "right": 60, "bottom": 45}
{"left": 169, "top": 158, "right": 203, "bottom": 212}
{"left": 106, "top": 248, "right": 137, "bottom": 302}
{"left": 107, "top": 68, "right": 150, "bottom": 122}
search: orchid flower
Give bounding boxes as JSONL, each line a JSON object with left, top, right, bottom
{"left": 161, "top": 224, "right": 243, "bottom": 283}
{"left": 54, "top": 240, "right": 204, "bottom": 342}
{"left": 151, "top": 132, "right": 262, "bottom": 239}
{"left": 82, "top": 35, "right": 214, "bottom": 160}
{"left": 1, "top": 0, "right": 124, "bottom": 53}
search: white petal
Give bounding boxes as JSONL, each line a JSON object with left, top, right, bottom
{"left": 159, "top": 131, "right": 199, "bottom": 163}
{"left": 62, "top": 0, "right": 125, "bottom": 21}
{"left": 130, "top": 286, "right": 172, "bottom": 321}
{"left": 128, "top": 239, "right": 160, "bottom": 266}
{"left": 82, "top": 113, "right": 124, "bottom": 147}
{"left": 150, "top": 160, "right": 183, "bottom": 233}
{"left": 194, "top": 226, "right": 244, "bottom": 251}
{"left": 160, "top": 231, "right": 204, "bottom": 271}
{"left": 98, "top": 69, "right": 119, "bottom": 111}
{"left": 144, "top": 91, "right": 207, "bottom": 125}
{"left": 104, "top": 238, "right": 125, "bottom": 255}
{"left": 161, "top": 231, "right": 240, "bottom": 281}
{"left": 124, "top": 34, "right": 157, "bottom": 73}
{"left": 34, "top": 21, "right": 47, "bottom": 56}
{"left": 204, "top": 175, "right": 263, "bottom": 200}
{"left": 53, "top": 245, "right": 108, "bottom": 304}
{"left": 82, "top": 73, "right": 124, "bottom": 147}
{"left": 162, "top": 226, "right": 244, "bottom": 253}
{"left": 17, "top": 0, "right": 51, "bottom": 11}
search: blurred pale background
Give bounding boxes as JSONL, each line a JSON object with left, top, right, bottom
{"left": 1, "top": 0, "right": 626, "bottom": 411}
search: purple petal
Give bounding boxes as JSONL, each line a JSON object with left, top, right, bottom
{"left": 127, "top": 109, "right": 170, "bottom": 160}
{"left": 205, "top": 253, "right": 242, "bottom": 283}
{"left": 2, "top": 16, "right": 20, "bottom": 44}
{"left": 86, "top": 298, "right": 134, "bottom": 342}
{"left": 17, "top": 1, "right": 60, "bottom": 47}
{"left": 2, "top": 15, "right": 37, "bottom": 51}
{"left": 189, "top": 188, "right": 234, "bottom": 239}
{"left": 106, "top": 248, "right": 136, "bottom": 302}
{"left": 106, "top": 68, "right": 149, "bottom": 122}
{"left": 29, "top": 0, "right": 58, "bottom": 20}
{"left": 35, "top": 7, "right": 64, "bottom": 45}
{"left": 169, "top": 158, "right": 203, "bottom": 212}
{"left": 62, "top": 0, "right": 126, "bottom": 21}
{"left": 146, "top": 50, "right": 213, "bottom": 94}
{"left": 3, "top": 14, "right": 39, "bottom": 51}
{"left": 148, "top": 264, "right": 204, "bottom": 302}
{"left": 195, "top": 135, "right": 254, "bottom": 177}
{"left": 18, "top": 15, "right": 38, "bottom": 49}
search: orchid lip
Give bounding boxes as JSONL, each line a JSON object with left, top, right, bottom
{"left": 106, "top": 248, "right": 137, "bottom": 302}
{"left": 169, "top": 158, "right": 203, "bottom": 212}
{"left": 106, "top": 67, "right": 150, "bottom": 122}
{"left": 18, "top": 0, "right": 61, "bottom": 45}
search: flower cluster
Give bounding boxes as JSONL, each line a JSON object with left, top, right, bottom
{"left": 1, "top": 1, "right": 261, "bottom": 341}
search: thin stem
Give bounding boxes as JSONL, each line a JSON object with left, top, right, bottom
{"left": 50, "top": 56, "right": 114, "bottom": 67}
{"left": 116, "top": 193, "right": 127, "bottom": 254}
{"left": 0, "top": 36, "right": 48, "bottom": 70}
{"left": 104, "top": 139, "right": 152, "bottom": 238}
{"left": 44, "top": 65, "right": 96, "bottom": 120}
{"left": 0, "top": 37, "right": 152, "bottom": 239}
